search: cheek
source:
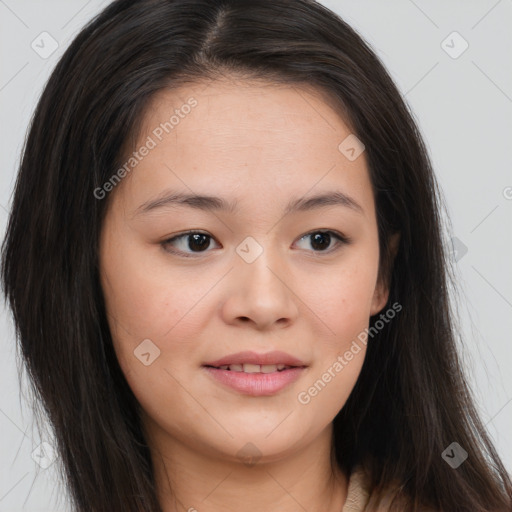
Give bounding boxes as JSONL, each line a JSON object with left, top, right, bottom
{"left": 302, "top": 339, "right": 365, "bottom": 418}
{"left": 311, "top": 253, "right": 379, "bottom": 341}
{"left": 99, "top": 231, "right": 215, "bottom": 392}
{"left": 100, "top": 235, "right": 203, "bottom": 339}
{"left": 299, "top": 254, "right": 376, "bottom": 409}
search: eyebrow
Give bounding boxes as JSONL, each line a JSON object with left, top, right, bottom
{"left": 135, "top": 189, "right": 364, "bottom": 216}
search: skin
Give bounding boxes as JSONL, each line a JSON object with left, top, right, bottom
{"left": 99, "top": 77, "right": 398, "bottom": 512}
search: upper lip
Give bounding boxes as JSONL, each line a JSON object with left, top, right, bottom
{"left": 203, "top": 350, "right": 308, "bottom": 367}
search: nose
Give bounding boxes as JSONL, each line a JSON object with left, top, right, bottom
{"left": 220, "top": 244, "right": 300, "bottom": 331}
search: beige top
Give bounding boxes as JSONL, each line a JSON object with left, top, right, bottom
{"left": 342, "top": 467, "right": 435, "bottom": 511}
{"left": 342, "top": 466, "right": 373, "bottom": 511}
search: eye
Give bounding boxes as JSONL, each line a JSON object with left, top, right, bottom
{"left": 294, "top": 230, "right": 350, "bottom": 254}
{"left": 161, "top": 231, "right": 219, "bottom": 257}
{"left": 161, "top": 229, "right": 351, "bottom": 258}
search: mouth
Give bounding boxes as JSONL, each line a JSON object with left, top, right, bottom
{"left": 203, "top": 350, "right": 307, "bottom": 369}
{"left": 201, "top": 351, "right": 308, "bottom": 396}
{"left": 203, "top": 363, "right": 301, "bottom": 373}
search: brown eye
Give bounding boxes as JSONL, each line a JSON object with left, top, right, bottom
{"left": 294, "top": 230, "right": 350, "bottom": 253}
{"left": 161, "top": 231, "right": 219, "bottom": 257}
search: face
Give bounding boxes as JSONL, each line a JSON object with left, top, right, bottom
{"left": 99, "top": 78, "right": 391, "bottom": 467}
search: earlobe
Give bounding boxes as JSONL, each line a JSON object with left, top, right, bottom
{"left": 370, "top": 232, "right": 401, "bottom": 316}
{"left": 370, "top": 284, "right": 389, "bottom": 317}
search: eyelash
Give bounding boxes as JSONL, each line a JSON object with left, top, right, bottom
{"left": 160, "top": 229, "right": 351, "bottom": 258}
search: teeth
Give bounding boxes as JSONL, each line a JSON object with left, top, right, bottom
{"left": 217, "top": 363, "right": 292, "bottom": 373}
{"left": 243, "top": 363, "right": 260, "bottom": 373}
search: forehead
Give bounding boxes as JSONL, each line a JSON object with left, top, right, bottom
{"left": 117, "top": 78, "right": 373, "bottom": 219}
{"left": 141, "top": 77, "right": 354, "bottom": 142}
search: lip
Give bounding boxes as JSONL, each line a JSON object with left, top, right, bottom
{"left": 203, "top": 350, "right": 307, "bottom": 368}
{"left": 202, "top": 366, "right": 307, "bottom": 396}
{"left": 202, "top": 350, "right": 308, "bottom": 397}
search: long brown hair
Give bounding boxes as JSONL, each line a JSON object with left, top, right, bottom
{"left": 2, "top": 0, "right": 511, "bottom": 510}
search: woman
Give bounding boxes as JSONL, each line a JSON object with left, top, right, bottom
{"left": 2, "top": 0, "right": 511, "bottom": 510}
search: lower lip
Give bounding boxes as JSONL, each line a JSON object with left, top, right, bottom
{"left": 202, "top": 366, "right": 306, "bottom": 396}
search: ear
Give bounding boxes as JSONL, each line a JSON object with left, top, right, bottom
{"left": 370, "top": 232, "right": 400, "bottom": 316}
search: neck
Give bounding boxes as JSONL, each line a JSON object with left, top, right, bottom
{"left": 144, "top": 419, "right": 348, "bottom": 512}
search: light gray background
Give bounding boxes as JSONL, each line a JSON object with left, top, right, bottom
{"left": 1, "top": 0, "right": 511, "bottom": 510}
